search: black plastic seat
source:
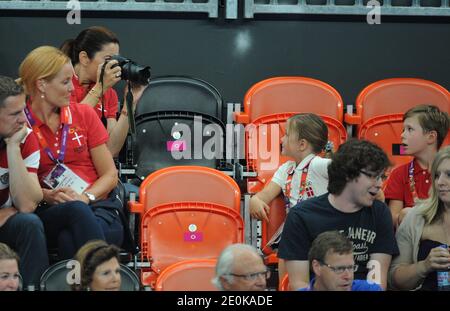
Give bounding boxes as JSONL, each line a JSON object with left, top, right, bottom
{"left": 128, "top": 76, "right": 225, "bottom": 179}
{"left": 40, "top": 259, "right": 140, "bottom": 291}
{"left": 134, "top": 111, "right": 225, "bottom": 179}
{"left": 135, "top": 76, "right": 223, "bottom": 120}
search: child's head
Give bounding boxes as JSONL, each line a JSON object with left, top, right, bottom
{"left": 282, "top": 113, "right": 328, "bottom": 158}
{"left": 402, "top": 105, "right": 449, "bottom": 153}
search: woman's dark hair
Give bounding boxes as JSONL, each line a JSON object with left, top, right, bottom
{"left": 61, "top": 26, "right": 119, "bottom": 65}
{"left": 327, "top": 139, "right": 390, "bottom": 195}
{"left": 72, "top": 240, "right": 120, "bottom": 291}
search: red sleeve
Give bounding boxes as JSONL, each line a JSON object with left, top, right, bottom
{"left": 384, "top": 164, "right": 412, "bottom": 206}
{"left": 105, "top": 89, "right": 119, "bottom": 119}
{"left": 21, "top": 130, "right": 40, "bottom": 173}
{"left": 81, "top": 105, "right": 109, "bottom": 149}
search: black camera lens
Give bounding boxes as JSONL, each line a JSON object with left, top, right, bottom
{"left": 110, "top": 55, "right": 151, "bottom": 86}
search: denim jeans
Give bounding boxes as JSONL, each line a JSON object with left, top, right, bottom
{"left": 0, "top": 212, "right": 49, "bottom": 288}
{"left": 37, "top": 201, "right": 105, "bottom": 260}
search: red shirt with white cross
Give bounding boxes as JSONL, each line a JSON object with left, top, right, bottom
{"left": 26, "top": 103, "right": 109, "bottom": 187}
{"left": 70, "top": 75, "right": 119, "bottom": 120}
{"left": 384, "top": 159, "right": 431, "bottom": 208}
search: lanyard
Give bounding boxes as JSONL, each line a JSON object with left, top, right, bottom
{"left": 284, "top": 156, "right": 315, "bottom": 208}
{"left": 408, "top": 160, "right": 418, "bottom": 203}
{"left": 24, "top": 105, "right": 70, "bottom": 164}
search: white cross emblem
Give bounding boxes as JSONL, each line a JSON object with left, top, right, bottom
{"left": 72, "top": 132, "right": 84, "bottom": 146}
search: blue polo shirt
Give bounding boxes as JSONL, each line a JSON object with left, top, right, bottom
{"left": 299, "top": 278, "right": 383, "bottom": 291}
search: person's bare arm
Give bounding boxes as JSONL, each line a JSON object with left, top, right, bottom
{"left": 249, "top": 182, "right": 282, "bottom": 222}
{"left": 285, "top": 260, "right": 310, "bottom": 290}
{"left": 79, "top": 60, "right": 121, "bottom": 108}
{"left": 83, "top": 144, "right": 118, "bottom": 201}
{"left": 389, "top": 200, "right": 404, "bottom": 227}
{"left": 368, "top": 253, "right": 392, "bottom": 290}
{"left": 6, "top": 125, "right": 42, "bottom": 213}
{"left": 392, "top": 246, "right": 450, "bottom": 290}
{"left": 106, "top": 83, "right": 147, "bottom": 157}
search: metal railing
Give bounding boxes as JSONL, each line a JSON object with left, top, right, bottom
{"left": 1, "top": 0, "right": 449, "bottom": 17}
{"left": 0, "top": 0, "right": 220, "bottom": 18}
{"left": 244, "top": 0, "right": 450, "bottom": 17}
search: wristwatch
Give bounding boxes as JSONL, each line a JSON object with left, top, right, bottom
{"left": 84, "top": 192, "right": 96, "bottom": 203}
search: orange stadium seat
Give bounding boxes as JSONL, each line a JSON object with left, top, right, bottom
{"left": 129, "top": 166, "right": 241, "bottom": 214}
{"left": 345, "top": 78, "right": 450, "bottom": 169}
{"left": 129, "top": 166, "right": 243, "bottom": 288}
{"left": 234, "top": 77, "right": 346, "bottom": 193}
{"left": 278, "top": 274, "right": 290, "bottom": 291}
{"left": 139, "top": 202, "right": 243, "bottom": 287}
{"left": 233, "top": 77, "right": 347, "bottom": 264}
{"left": 155, "top": 259, "right": 217, "bottom": 291}
{"left": 234, "top": 76, "right": 344, "bottom": 125}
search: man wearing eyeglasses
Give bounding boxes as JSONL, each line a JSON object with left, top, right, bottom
{"left": 300, "top": 231, "right": 382, "bottom": 291}
{"left": 278, "top": 139, "right": 398, "bottom": 291}
{"left": 212, "top": 243, "right": 269, "bottom": 291}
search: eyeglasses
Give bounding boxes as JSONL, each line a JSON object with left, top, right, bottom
{"left": 360, "top": 170, "right": 387, "bottom": 181}
{"left": 319, "top": 262, "right": 358, "bottom": 274}
{"left": 228, "top": 270, "right": 271, "bottom": 281}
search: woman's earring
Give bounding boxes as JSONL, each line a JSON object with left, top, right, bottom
{"left": 40, "top": 93, "right": 45, "bottom": 99}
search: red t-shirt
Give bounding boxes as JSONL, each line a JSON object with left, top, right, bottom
{"left": 384, "top": 159, "right": 431, "bottom": 208}
{"left": 27, "top": 103, "right": 109, "bottom": 186}
{"left": 0, "top": 129, "right": 40, "bottom": 208}
{"left": 71, "top": 75, "right": 119, "bottom": 120}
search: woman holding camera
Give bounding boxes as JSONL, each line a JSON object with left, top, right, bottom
{"left": 61, "top": 26, "right": 147, "bottom": 157}
{"left": 18, "top": 46, "right": 124, "bottom": 259}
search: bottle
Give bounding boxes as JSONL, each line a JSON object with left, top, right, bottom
{"left": 437, "top": 244, "right": 450, "bottom": 291}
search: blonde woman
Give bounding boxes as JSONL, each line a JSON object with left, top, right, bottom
{"left": 18, "top": 46, "right": 122, "bottom": 259}
{"left": 389, "top": 146, "right": 450, "bottom": 290}
{"left": 0, "top": 243, "right": 20, "bottom": 291}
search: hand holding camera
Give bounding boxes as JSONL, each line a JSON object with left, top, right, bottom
{"left": 102, "top": 55, "right": 151, "bottom": 86}
{"left": 98, "top": 55, "right": 150, "bottom": 135}
{"left": 96, "top": 59, "right": 122, "bottom": 91}
{"left": 123, "top": 82, "right": 148, "bottom": 109}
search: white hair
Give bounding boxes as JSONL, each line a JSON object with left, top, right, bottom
{"left": 212, "top": 243, "right": 262, "bottom": 290}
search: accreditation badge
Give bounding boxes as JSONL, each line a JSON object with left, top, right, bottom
{"left": 43, "top": 163, "right": 89, "bottom": 194}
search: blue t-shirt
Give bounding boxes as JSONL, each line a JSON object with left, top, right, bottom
{"left": 299, "top": 278, "right": 382, "bottom": 291}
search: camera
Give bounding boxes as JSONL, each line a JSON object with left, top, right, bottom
{"left": 109, "top": 55, "right": 151, "bottom": 86}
